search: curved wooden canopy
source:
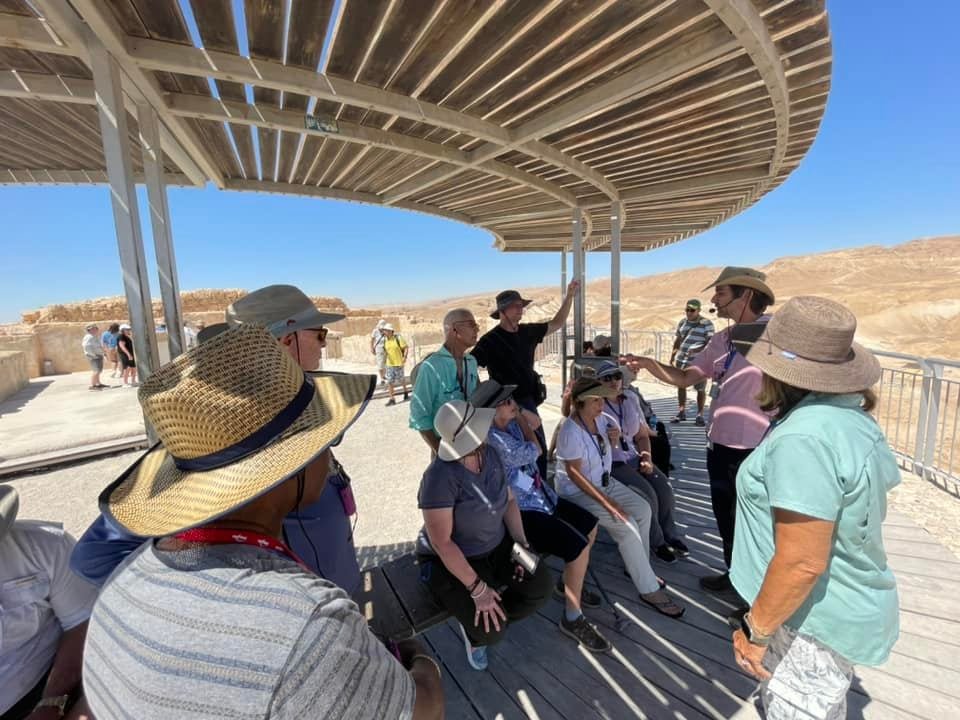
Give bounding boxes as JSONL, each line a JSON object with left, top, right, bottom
{"left": 0, "top": 0, "right": 831, "bottom": 252}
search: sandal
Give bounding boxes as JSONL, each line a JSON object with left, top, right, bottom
{"left": 639, "top": 590, "right": 685, "bottom": 618}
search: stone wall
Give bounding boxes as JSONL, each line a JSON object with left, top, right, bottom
{"left": 0, "top": 350, "right": 29, "bottom": 402}
{"left": 0, "top": 334, "right": 41, "bottom": 377}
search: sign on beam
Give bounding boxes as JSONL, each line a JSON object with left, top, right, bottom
{"left": 304, "top": 115, "right": 340, "bottom": 133}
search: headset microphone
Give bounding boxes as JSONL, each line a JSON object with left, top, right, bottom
{"left": 709, "top": 298, "right": 736, "bottom": 314}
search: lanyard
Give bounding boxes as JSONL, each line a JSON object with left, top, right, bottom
{"left": 574, "top": 413, "right": 606, "bottom": 464}
{"left": 175, "top": 528, "right": 310, "bottom": 571}
{"left": 604, "top": 398, "right": 624, "bottom": 426}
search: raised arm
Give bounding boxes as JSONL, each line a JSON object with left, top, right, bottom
{"left": 625, "top": 354, "right": 706, "bottom": 388}
{"left": 546, "top": 279, "right": 580, "bottom": 335}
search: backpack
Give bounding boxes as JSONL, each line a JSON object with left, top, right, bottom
{"left": 409, "top": 351, "right": 437, "bottom": 388}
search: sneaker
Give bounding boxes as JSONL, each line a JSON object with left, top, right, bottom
{"left": 385, "top": 398, "right": 396, "bottom": 406}
{"left": 727, "top": 604, "right": 749, "bottom": 630}
{"left": 668, "top": 539, "right": 689, "bottom": 557}
{"left": 699, "top": 572, "right": 733, "bottom": 593}
{"left": 554, "top": 580, "right": 602, "bottom": 608}
{"left": 458, "top": 623, "right": 488, "bottom": 671}
{"left": 654, "top": 544, "right": 677, "bottom": 564}
{"left": 694, "top": 415, "right": 706, "bottom": 426}
{"left": 670, "top": 411, "right": 686, "bottom": 423}
{"left": 559, "top": 615, "right": 611, "bottom": 653}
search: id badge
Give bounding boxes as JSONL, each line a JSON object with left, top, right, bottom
{"left": 514, "top": 471, "right": 536, "bottom": 493}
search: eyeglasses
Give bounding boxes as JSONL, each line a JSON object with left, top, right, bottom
{"left": 600, "top": 373, "right": 622, "bottom": 382}
{"left": 453, "top": 320, "right": 479, "bottom": 330}
{"left": 308, "top": 327, "right": 328, "bottom": 342}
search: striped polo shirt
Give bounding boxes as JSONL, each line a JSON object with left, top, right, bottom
{"left": 83, "top": 542, "right": 414, "bottom": 720}
{"left": 674, "top": 317, "right": 715, "bottom": 366}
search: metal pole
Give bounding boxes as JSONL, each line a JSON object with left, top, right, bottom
{"left": 138, "top": 103, "right": 185, "bottom": 359}
{"left": 610, "top": 201, "right": 622, "bottom": 356}
{"left": 88, "top": 33, "right": 159, "bottom": 379}
{"left": 560, "top": 249, "right": 568, "bottom": 390}
{"left": 572, "top": 209, "right": 585, "bottom": 362}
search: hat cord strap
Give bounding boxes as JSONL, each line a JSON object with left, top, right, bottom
{"left": 172, "top": 376, "right": 316, "bottom": 472}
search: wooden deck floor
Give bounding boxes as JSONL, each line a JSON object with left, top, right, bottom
{"left": 420, "top": 399, "right": 960, "bottom": 720}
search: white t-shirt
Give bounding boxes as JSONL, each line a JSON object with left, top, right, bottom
{"left": 0, "top": 522, "right": 97, "bottom": 714}
{"left": 81, "top": 332, "right": 103, "bottom": 359}
{"left": 555, "top": 414, "right": 616, "bottom": 496}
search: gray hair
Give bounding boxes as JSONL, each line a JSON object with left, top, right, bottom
{"left": 443, "top": 308, "right": 473, "bottom": 332}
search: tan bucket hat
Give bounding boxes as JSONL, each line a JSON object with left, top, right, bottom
{"left": 570, "top": 377, "right": 621, "bottom": 402}
{"left": 0, "top": 485, "right": 19, "bottom": 542}
{"left": 435, "top": 400, "right": 496, "bottom": 462}
{"left": 746, "top": 296, "right": 880, "bottom": 393}
{"left": 703, "top": 266, "right": 775, "bottom": 304}
{"left": 226, "top": 285, "right": 345, "bottom": 337}
{"left": 99, "top": 324, "right": 374, "bottom": 537}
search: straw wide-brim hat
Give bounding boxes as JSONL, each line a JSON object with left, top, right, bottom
{"left": 571, "top": 377, "right": 621, "bottom": 402}
{"left": 226, "top": 284, "right": 345, "bottom": 337}
{"left": 0, "top": 485, "right": 19, "bottom": 542}
{"left": 435, "top": 400, "right": 496, "bottom": 461}
{"left": 703, "top": 266, "right": 775, "bottom": 305}
{"left": 99, "top": 324, "right": 374, "bottom": 537}
{"left": 746, "top": 295, "right": 880, "bottom": 394}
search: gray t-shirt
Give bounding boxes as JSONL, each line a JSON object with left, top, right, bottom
{"left": 83, "top": 542, "right": 414, "bottom": 720}
{"left": 417, "top": 445, "right": 508, "bottom": 558}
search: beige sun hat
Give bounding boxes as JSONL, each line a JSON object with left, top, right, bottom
{"left": 703, "top": 266, "right": 776, "bottom": 304}
{"left": 571, "top": 376, "right": 621, "bottom": 402}
{"left": 0, "top": 485, "right": 19, "bottom": 542}
{"left": 226, "top": 285, "right": 345, "bottom": 338}
{"left": 746, "top": 296, "right": 880, "bottom": 393}
{"left": 99, "top": 324, "right": 374, "bottom": 537}
{"left": 434, "top": 400, "right": 496, "bottom": 462}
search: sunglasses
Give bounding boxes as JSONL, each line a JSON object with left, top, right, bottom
{"left": 600, "top": 373, "right": 622, "bottom": 382}
{"left": 496, "top": 397, "right": 514, "bottom": 407}
{"left": 685, "top": 308, "right": 698, "bottom": 312}
{"left": 308, "top": 327, "right": 328, "bottom": 342}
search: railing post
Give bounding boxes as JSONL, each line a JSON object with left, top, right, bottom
{"left": 572, "top": 209, "right": 584, "bottom": 362}
{"left": 922, "top": 362, "right": 944, "bottom": 479}
{"left": 914, "top": 359, "right": 934, "bottom": 476}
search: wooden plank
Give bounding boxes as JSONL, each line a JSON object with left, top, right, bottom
{"left": 852, "top": 666, "right": 960, "bottom": 720}
{"left": 891, "top": 630, "right": 960, "bottom": 670}
{"left": 356, "top": 566, "right": 414, "bottom": 642}
{"left": 380, "top": 554, "right": 450, "bottom": 634}
{"left": 885, "top": 538, "right": 959, "bottom": 564}
{"left": 898, "top": 609, "right": 960, "bottom": 645}
{"left": 869, "top": 648, "right": 960, "bottom": 701}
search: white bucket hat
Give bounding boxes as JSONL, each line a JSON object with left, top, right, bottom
{"left": 434, "top": 400, "right": 496, "bottom": 462}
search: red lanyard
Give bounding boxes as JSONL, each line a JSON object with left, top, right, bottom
{"left": 175, "top": 528, "right": 310, "bottom": 571}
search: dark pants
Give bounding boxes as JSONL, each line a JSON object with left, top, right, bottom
{"left": 650, "top": 421, "right": 672, "bottom": 475}
{"left": 1, "top": 672, "right": 48, "bottom": 720}
{"left": 521, "top": 499, "right": 597, "bottom": 563}
{"left": 517, "top": 397, "right": 548, "bottom": 480}
{"left": 706, "top": 443, "right": 755, "bottom": 568}
{"left": 422, "top": 535, "right": 553, "bottom": 647}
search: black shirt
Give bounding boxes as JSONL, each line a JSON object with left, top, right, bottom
{"left": 471, "top": 322, "right": 548, "bottom": 405}
{"left": 117, "top": 334, "right": 134, "bottom": 359}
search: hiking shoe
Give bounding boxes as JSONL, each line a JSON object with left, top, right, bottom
{"left": 560, "top": 615, "right": 611, "bottom": 653}
{"left": 654, "top": 544, "right": 677, "bottom": 564}
{"left": 385, "top": 398, "right": 396, "bottom": 406}
{"left": 458, "top": 623, "right": 488, "bottom": 671}
{"left": 554, "top": 580, "right": 602, "bottom": 608}
{"left": 699, "top": 572, "right": 733, "bottom": 593}
{"left": 670, "top": 411, "right": 686, "bottom": 423}
{"left": 694, "top": 415, "right": 706, "bottom": 426}
{"left": 668, "top": 539, "right": 690, "bottom": 557}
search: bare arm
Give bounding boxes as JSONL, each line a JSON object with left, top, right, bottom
{"left": 502, "top": 489, "right": 528, "bottom": 546}
{"left": 423, "top": 508, "right": 479, "bottom": 588}
{"left": 395, "top": 639, "right": 444, "bottom": 720}
{"left": 26, "top": 622, "right": 87, "bottom": 720}
{"left": 563, "top": 458, "right": 628, "bottom": 523}
{"left": 626, "top": 355, "right": 706, "bottom": 388}
{"left": 546, "top": 279, "right": 580, "bottom": 335}
{"left": 515, "top": 411, "right": 542, "bottom": 455}
{"left": 418, "top": 430, "right": 440, "bottom": 453}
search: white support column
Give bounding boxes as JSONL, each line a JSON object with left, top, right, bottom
{"left": 572, "top": 209, "right": 585, "bottom": 360}
{"left": 560, "top": 249, "right": 568, "bottom": 390}
{"left": 88, "top": 33, "right": 159, "bottom": 378}
{"left": 138, "top": 102, "right": 185, "bottom": 359}
{"left": 610, "top": 201, "right": 623, "bottom": 356}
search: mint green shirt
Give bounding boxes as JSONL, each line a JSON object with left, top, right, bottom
{"left": 730, "top": 392, "right": 900, "bottom": 666}
{"left": 408, "top": 346, "right": 479, "bottom": 434}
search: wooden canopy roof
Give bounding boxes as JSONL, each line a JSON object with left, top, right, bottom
{"left": 0, "top": 0, "right": 831, "bottom": 252}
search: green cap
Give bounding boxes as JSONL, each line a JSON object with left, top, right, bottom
{"left": 686, "top": 299, "right": 701, "bottom": 309}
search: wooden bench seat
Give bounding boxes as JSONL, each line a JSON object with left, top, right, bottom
{"left": 358, "top": 553, "right": 451, "bottom": 641}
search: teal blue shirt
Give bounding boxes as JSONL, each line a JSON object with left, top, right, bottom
{"left": 408, "top": 346, "right": 479, "bottom": 434}
{"left": 730, "top": 392, "right": 900, "bottom": 666}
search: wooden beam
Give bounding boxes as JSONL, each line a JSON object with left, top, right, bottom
{"left": 619, "top": 167, "right": 768, "bottom": 202}
{"left": 0, "top": 69, "right": 94, "bottom": 103}
{"left": 0, "top": 13, "right": 73, "bottom": 55}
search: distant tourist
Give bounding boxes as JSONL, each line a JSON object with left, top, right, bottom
{"left": 0, "top": 486, "right": 97, "bottom": 720}
{"left": 730, "top": 296, "right": 899, "bottom": 718}
{"left": 101, "top": 323, "right": 120, "bottom": 377}
{"left": 82, "top": 326, "right": 442, "bottom": 720}
{"left": 627, "top": 266, "right": 775, "bottom": 618}
{"left": 669, "top": 298, "right": 714, "bottom": 425}
{"left": 382, "top": 323, "right": 409, "bottom": 406}
{"left": 183, "top": 321, "right": 198, "bottom": 349}
{"left": 582, "top": 340, "right": 595, "bottom": 356}
{"left": 416, "top": 400, "right": 553, "bottom": 671}
{"left": 471, "top": 281, "right": 579, "bottom": 479}
{"left": 370, "top": 319, "right": 388, "bottom": 387}
{"left": 81, "top": 323, "right": 105, "bottom": 390}
{"left": 592, "top": 333, "right": 612, "bottom": 356}
{"left": 117, "top": 323, "right": 137, "bottom": 386}
{"left": 409, "top": 309, "right": 480, "bottom": 453}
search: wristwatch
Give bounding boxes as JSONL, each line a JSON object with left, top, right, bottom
{"left": 34, "top": 695, "right": 70, "bottom": 717}
{"left": 742, "top": 612, "right": 773, "bottom": 647}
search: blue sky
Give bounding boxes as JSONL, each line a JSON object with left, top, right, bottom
{"left": 1, "top": 1, "right": 958, "bottom": 323}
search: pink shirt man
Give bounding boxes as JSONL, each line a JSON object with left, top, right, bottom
{"left": 690, "top": 316, "right": 772, "bottom": 449}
